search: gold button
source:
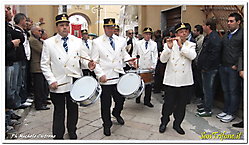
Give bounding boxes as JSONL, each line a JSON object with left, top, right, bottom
{"left": 175, "top": 70, "right": 177, "bottom": 72}
{"left": 182, "top": 64, "right": 184, "bottom": 66}
{"left": 72, "top": 65, "right": 75, "bottom": 67}
{"left": 172, "top": 58, "right": 174, "bottom": 60}
{"left": 64, "top": 65, "right": 67, "bottom": 67}
{"left": 183, "top": 71, "right": 184, "bottom": 73}
{"left": 175, "top": 64, "right": 177, "bottom": 66}
{"left": 74, "top": 56, "right": 76, "bottom": 58}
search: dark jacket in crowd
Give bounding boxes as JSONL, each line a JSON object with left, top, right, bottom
{"left": 11, "top": 25, "right": 26, "bottom": 62}
{"left": 5, "top": 22, "right": 16, "bottom": 66}
{"left": 155, "top": 37, "right": 163, "bottom": 53}
{"left": 197, "top": 31, "right": 222, "bottom": 71}
{"left": 221, "top": 28, "right": 243, "bottom": 67}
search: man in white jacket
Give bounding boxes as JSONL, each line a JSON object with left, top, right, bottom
{"left": 132, "top": 27, "right": 158, "bottom": 107}
{"left": 159, "top": 23, "right": 196, "bottom": 135}
{"left": 41, "top": 14, "right": 96, "bottom": 139}
{"left": 91, "top": 18, "right": 136, "bottom": 136}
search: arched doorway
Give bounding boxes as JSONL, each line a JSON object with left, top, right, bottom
{"left": 69, "top": 13, "right": 91, "bottom": 38}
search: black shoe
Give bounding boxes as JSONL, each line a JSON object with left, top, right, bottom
{"left": 112, "top": 113, "right": 125, "bottom": 125}
{"left": 36, "top": 106, "right": 50, "bottom": 110}
{"left": 197, "top": 103, "right": 204, "bottom": 109}
{"left": 153, "top": 90, "right": 161, "bottom": 94}
{"left": 197, "top": 108, "right": 204, "bottom": 113}
{"left": 11, "top": 113, "right": 21, "bottom": 120}
{"left": 136, "top": 98, "right": 140, "bottom": 104}
{"left": 173, "top": 125, "right": 185, "bottom": 135}
{"left": 16, "top": 105, "right": 29, "bottom": 109}
{"left": 159, "top": 123, "right": 167, "bottom": 133}
{"left": 68, "top": 132, "right": 77, "bottom": 139}
{"left": 103, "top": 127, "right": 111, "bottom": 136}
{"left": 8, "top": 119, "right": 21, "bottom": 126}
{"left": 232, "top": 121, "right": 243, "bottom": 128}
{"left": 144, "top": 102, "right": 154, "bottom": 108}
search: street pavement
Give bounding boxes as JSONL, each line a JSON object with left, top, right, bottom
{"left": 6, "top": 92, "right": 244, "bottom": 143}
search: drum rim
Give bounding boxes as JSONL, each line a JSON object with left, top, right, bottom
{"left": 117, "top": 73, "right": 141, "bottom": 96}
{"left": 80, "top": 84, "right": 102, "bottom": 107}
{"left": 126, "top": 69, "right": 154, "bottom": 73}
{"left": 70, "top": 76, "right": 97, "bottom": 102}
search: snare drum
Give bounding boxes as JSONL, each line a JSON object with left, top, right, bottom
{"left": 126, "top": 69, "right": 154, "bottom": 84}
{"left": 70, "top": 76, "right": 102, "bottom": 107}
{"left": 117, "top": 73, "right": 144, "bottom": 99}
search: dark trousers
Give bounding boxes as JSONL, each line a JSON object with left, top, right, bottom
{"left": 33, "top": 73, "right": 49, "bottom": 109}
{"left": 160, "top": 85, "right": 190, "bottom": 127}
{"left": 137, "top": 84, "right": 152, "bottom": 103}
{"left": 50, "top": 92, "right": 78, "bottom": 139}
{"left": 82, "top": 69, "right": 96, "bottom": 78}
{"left": 153, "top": 61, "right": 166, "bottom": 92}
{"left": 193, "top": 64, "right": 204, "bottom": 100}
{"left": 100, "top": 84, "right": 125, "bottom": 128}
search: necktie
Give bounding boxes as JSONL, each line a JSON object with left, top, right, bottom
{"left": 228, "top": 33, "right": 233, "bottom": 40}
{"left": 62, "top": 37, "right": 68, "bottom": 52}
{"left": 145, "top": 41, "right": 148, "bottom": 49}
{"left": 85, "top": 40, "right": 89, "bottom": 49}
{"left": 109, "top": 37, "right": 115, "bottom": 50}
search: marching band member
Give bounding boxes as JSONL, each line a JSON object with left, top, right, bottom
{"left": 41, "top": 14, "right": 96, "bottom": 139}
{"left": 114, "top": 24, "right": 120, "bottom": 36}
{"left": 91, "top": 18, "right": 136, "bottom": 136}
{"left": 81, "top": 29, "right": 95, "bottom": 77}
{"left": 159, "top": 23, "right": 196, "bottom": 135}
{"left": 132, "top": 27, "right": 158, "bottom": 108}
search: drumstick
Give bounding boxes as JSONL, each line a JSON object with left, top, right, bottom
{"left": 57, "top": 82, "right": 70, "bottom": 87}
{"left": 124, "top": 58, "right": 138, "bottom": 62}
{"left": 78, "top": 56, "right": 99, "bottom": 64}
{"left": 106, "top": 77, "right": 119, "bottom": 81}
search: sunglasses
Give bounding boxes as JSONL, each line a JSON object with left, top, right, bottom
{"left": 128, "top": 32, "right": 134, "bottom": 35}
{"left": 6, "top": 7, "right": 11, "bottom": 11}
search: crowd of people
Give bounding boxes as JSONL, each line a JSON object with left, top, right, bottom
{"left": 5, "top": 5, "right": 244, "bottom": 139}
{"left": 5, "top": 6, "right": 50, "bottom": 136}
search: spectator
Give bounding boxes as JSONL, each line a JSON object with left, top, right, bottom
{"left": 153, "top": 30, "right": 165, "bottom": 94}
{"left": 29, "top": 26, "right": 50, "bottom": 110}
{"left": 196, "top": 19, "right": 222, "bottom": 117}
{"left": 192, "top": 24, "right": 205, "bottom": 107}
{"left": 217, "top": 12, "right": 243, "bottom": 123}
{"left": 5, "top": 6, "right": 21, "bottom": 135}
{"left": 12, "top": 13, "right": 32, "bottom": 109}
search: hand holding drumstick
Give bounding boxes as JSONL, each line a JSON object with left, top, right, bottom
{"left": 78, "top": 56, "right": 97, "bottom": 70}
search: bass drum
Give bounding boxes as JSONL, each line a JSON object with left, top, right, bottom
{"left": 126, "top": 69, "right": 154, "bottom": 84}
{"left": 117, "top": 73, "right": 144, "bottom": 99}
{"left": 70, "top": 76, "right": 101, "bottom": 107}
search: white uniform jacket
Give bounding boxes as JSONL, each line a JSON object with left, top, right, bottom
{"left": 160, "top": 40, "right": 196, "bottom": 87}
{"left": 82, "top": 39, "right": 93, "bottom": 69}
{"left": 91, "top": 34, "right": 131, "bottom": 85}
{"left": 41, "top": 34, "right": 90, "bottom": 93}
{"left": 132, "top": 39, "right": 158, "bottom": 69}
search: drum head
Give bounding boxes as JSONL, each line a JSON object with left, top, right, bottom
{"left": 117, "top": 73, "right": 141, "bottom": 96}
{"left": 70, "top": 76, "right": 97, "bottom": 102}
